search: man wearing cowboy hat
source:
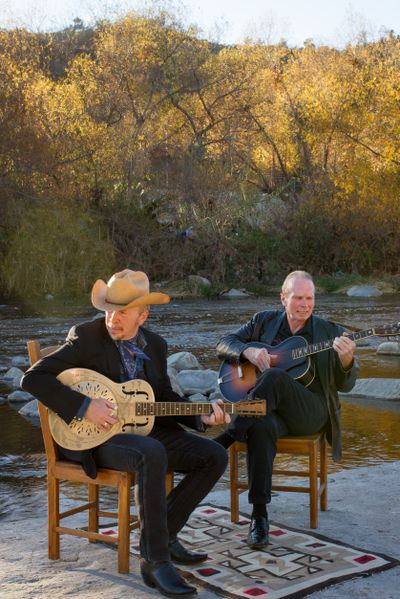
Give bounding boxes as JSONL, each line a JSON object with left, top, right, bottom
{"left": 22, "top": 269, "right": 230, "bottom": 598}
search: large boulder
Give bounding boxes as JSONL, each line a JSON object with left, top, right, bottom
{"left": 8, "top": 390, "right": 33, "bottom": 403}
{"left": 377, "top": 342, "right": 400, "bottom": 355}
{"left": 11, "top": 356, "right": 29, "bottom": 368}
{"left": 167, "top": 352, "right": 201, "bottom": 372}
{"left": 188, "top": 392, "right": 208, "bottom": 403}
{"left": 339, "top": 378, "right": 400, "bottom": 400}
{"left": 176, "top": 369, "right": 219, "bottom": 396}
{"left": 209, "top": 389, "right": 225, "bottom": 401}
{"left": 187, "top": 275, "right": 211, "bottom": 292}
{"left": 0, "top": 367, "right": 24, "bottom": 389}
{"left": 19, "top": 399, "right": 39, "bottom": 420}
{"left": 168, "top": 371, "right": 184, "bottom": 396}
{"left": 346, "top": 285, "right": 382, "bottom": 297}
{"left": 220, "top": 288, "right": 251, "bottom": 298}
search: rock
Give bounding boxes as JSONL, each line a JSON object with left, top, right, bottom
{"left": 339, "top": 378, "right": 400, "bottom": 400}
{"left": 188, "top": 392, "right": 208, "bottom": 403}
{"left": 346, "top": 285, "right": 382, "bottom": 297}
{"left": 1, "top": 367, "right": 24, "bottom": 389}
{"left": 176, "top": 369, "right": 219, "bottom": 396}
{"left": 11, "top": 356, "right": 29, "bottom": 367}
{"left": 168, "top": 372, "right": 183, "bottom": 396}
{"left": 377, "top": 342, "right": 400, "bottom": 355}
{"left": 8, "top": 390, "right": 33, "bottom": 403}
{"left": 45, "top": 294, "right": 54, "bottom": 300}
{"left": 167, "top": 352, "right": 201, "bottom": 372}
{"left": 18, "top": 399, "right": 39, "bottom": 419}
{"left": 187, "top": 275, "right": 211, "bottom": 291}
{"left": 209, "top": 389, "right": 225, "bottom": 401}
{"left": 220, "top": 288, "right": 251, "bottom": 298}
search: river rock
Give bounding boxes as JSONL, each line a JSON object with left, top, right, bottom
{"left": 19, "top": 399, "right": 39, "bottom": 419}
{"left": 167, "top": 366, "right": 178, "bottom": 378}
{"left": 220, "top": 288, "right": 251, "bottom": 298}
{"left": 339, "top": 378, "right": 400, "bottom": 400}
{"left": 1, "top": 367, "right": 24, "bottom": 389}
{"left": 346, "top": 285, "right": 382, "bottom": 297}
{"left": 176, "top": 369, "right": 218, "bottom": 395}
{"left": 187, "top": 275, "right": 211, "bottom": 291}
{"left": 209, "top": 389, "right": 224, "bottom": 401}
{"left": 11, "top": 356, "right": 29, "bottom": 368}
{"left": 167, "top": 352, "right": 201, "bottom": 372}
{"left": 188, "top": 392, "right": 208, "bottom": 402}
{"left": 168, "top": 371, "right": 183, "bottom": 396}
{"left": 377, "top": 341, "right": 400, "bottom": 355}
{"left": 8, "top": 390, "right": 33, "bottom": 403}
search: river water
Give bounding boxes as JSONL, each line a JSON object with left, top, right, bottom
{"left": 1, "top": 294, "right": 399, "bottom": 520}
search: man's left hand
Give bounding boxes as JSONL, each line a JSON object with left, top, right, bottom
{"left": 333, "top": 333, "right": 356, "bottom": 369}
{"left": 201, "top": 399, "right": 231, "bottom": 426}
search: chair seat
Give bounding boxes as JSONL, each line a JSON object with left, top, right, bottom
{"left": 229, "top": 432, "right": 328, "bottom": 528}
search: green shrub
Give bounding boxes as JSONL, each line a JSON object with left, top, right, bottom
{"left": 1, "top": 202, "right": 116, "bottom": 299}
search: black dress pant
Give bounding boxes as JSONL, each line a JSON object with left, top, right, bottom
{"left": 225, "top": 368, "right": 329, "bottom": 505}
{"left": 60, "top": 426, "right": 228, "bottom": 562}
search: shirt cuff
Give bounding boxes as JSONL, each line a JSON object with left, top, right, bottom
{"left": 74, "top": 396, "right": 91, "bottom": 421}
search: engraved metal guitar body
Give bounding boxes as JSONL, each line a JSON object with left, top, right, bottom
{"left": 49, "top": 368, "right": 266, "bottom": 450}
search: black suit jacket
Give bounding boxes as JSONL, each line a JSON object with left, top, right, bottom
{"left": 216, "top": 310, "right": 359, "bottom": 461}
{"left": 22, "top": 316, "right": 203, "bottom": 432}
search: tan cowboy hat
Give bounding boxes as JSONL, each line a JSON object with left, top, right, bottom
{"left": 91, "top": 269, "right": 170, "bottom": 311}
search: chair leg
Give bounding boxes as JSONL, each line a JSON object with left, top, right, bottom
{"left": 165, "top": 471, "right": 174, "bottom": 495}
{"left": 88, "top": 484, "right": 99, "bottom": 541}
{"left": 309, "top": 443, "right": 318, "bottom": 529}
{"left": 320, "top": 436, "right": 328, "bottom": 511}
{"left": 48, "top": 476, "right": 60, "bottom": 559}
{"left": 230, "top": 445, "right": 240, "bottom": 523}
{"left": 117, "top": 474, "right": 131, "bottom": 574}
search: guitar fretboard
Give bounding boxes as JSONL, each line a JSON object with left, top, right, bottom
{"left": 135, "top": 402, "right": 236, "bottom": 417}
{"left": 291, "top": 328, "right": 376, "bottom": 359}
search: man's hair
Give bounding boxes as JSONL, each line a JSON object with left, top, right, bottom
{"left": 281, "top": 270, "right": 314, "bottom": 295}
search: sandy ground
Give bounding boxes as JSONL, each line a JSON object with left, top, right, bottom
{"left": 1, "top": 461, "right": 399, "bottom": 599}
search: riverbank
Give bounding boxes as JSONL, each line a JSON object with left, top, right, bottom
{"left": 1, "top": 461, "right": 399, "bottom": 599}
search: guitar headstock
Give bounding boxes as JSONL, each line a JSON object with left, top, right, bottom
{"left": 234, "top": 399, "right": 266, "bottom": 416}
{"left": 373, "top": 322, "right": 400, "bottom": 336}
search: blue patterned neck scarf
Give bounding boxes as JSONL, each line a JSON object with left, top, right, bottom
{"left": 116, "top": 330, "right": 149, "bottom": 382}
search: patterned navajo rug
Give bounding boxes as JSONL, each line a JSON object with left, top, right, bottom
{"left": 102, "top": 504, "right": 398, "bottom": 598}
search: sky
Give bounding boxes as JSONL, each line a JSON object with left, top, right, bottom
{"left": 1, "top": 0, "right": 400, "bottom": 47}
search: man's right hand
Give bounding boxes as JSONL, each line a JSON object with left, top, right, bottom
{"left": 242, "top": 347, "right": 274, "bottom": 372}
{"left": 85, "top": 398, "right": 118, "bottom": 431}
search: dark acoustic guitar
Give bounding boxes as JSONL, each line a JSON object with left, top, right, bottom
{"left": 218, "top": 322, "right": 400, "bottom": 403}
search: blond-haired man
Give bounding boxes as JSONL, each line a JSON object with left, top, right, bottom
{"left": 216, "top": 271, "right": 357, "bottom": 549}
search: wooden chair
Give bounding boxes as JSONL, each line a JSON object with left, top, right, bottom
{"left": 27, "top": 339, "right": 174, "bottom": 574}
{"left": 229, "top": 432, "right": 328, "bottom": 529}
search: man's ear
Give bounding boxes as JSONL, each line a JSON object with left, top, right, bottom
{"left": 280, "top": 292, "right": 286, "bottom": 308}
{"left": 139, "top": 307, "right": 149, "bottom": 325}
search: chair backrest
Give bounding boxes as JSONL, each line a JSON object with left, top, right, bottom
{"left": 27, "top": 340, "right": 61, "bottom": 466}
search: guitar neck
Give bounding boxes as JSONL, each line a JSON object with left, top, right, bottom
{"left": 135, "top": 402, "right": 236, "bottom": 417}
{"left": 294, "top": 328, "right": 376, "bottom": 359}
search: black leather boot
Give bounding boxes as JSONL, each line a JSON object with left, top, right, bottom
{"left": 247, "top": 515, "right": 269, "bottom": 549}
{"left": 140, "top": 559, "right": 197, "bottom": 597}
{"left": 169, "top": 538, "right": 208, "bottom": 564}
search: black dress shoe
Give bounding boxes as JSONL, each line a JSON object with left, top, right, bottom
{"left": 140, "top": 559, "right": 197, "bottom": 597}
{"left": 247, "top": 516, "right": 269, "bottom": 549}
{"left": 169, "top": 538, "right": 208, "bottom": 564}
